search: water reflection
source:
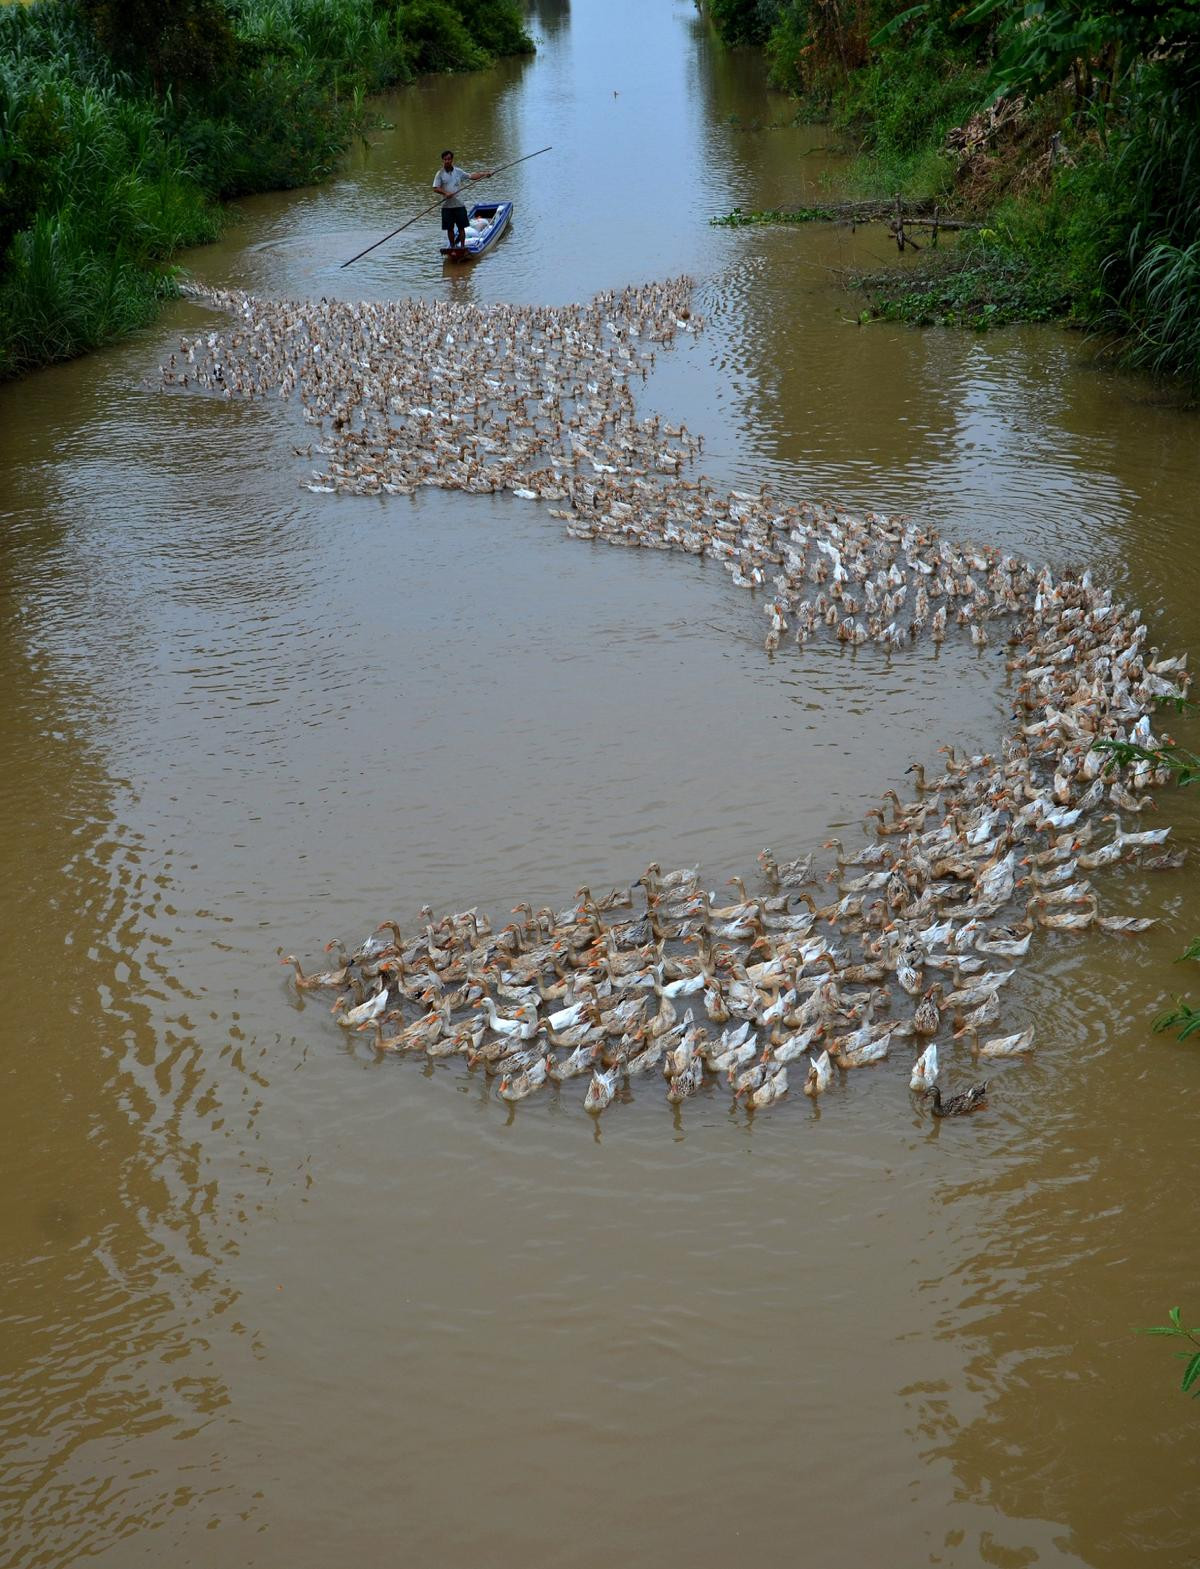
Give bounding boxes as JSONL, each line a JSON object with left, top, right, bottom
{"left": 0, "top": 451, "right": 245, "bottom": 1563}
{"left": 526, "top": 0, "right": 569, "bottom": 35}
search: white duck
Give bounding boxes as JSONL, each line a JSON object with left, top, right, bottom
{"left": 974, "top": 1025, "right": 1036, "bottom": 1058}
{"left": 943, "top": 970, "right": 1014, "bottom": 1009}
{"left": 707, "top": 1034, "right": 759, "bottom": 1075}
{"left": 974, "top": 850, "right": 1017, "bottom": 907}
{"left": 1096, "top": 914, "right": 1159, "bottom": 933}
{"left": 662, "top": 1013, "right": 703, "bottom": 1079}
{"left": 803, "top": 1050, "right": 832, "bottom": 1098}
{"left": 748, "top": 1065, "right": 788, "bottom": 1108}
{"left": 973, "top": 927, "right": 1032, "bottom": 958}
{"left": 476, "top": 996, "right": 538, "bottom": 1040}
{"left": 547, "top": 1042, "right": 602, "bottom": 1081}
{"left": 624, "top": 1032, "right": 665, "bottom": 1076}
{"left": 910, "top": 1041, "right": 938, "bottom": 1091}
{"left": 833, "top": 1027, "right": 892, "bottom": 1069}
{"left": 583, "top": 1065, "right": 620, "bottom": 1113}
{"left": 546, "top": 996, "right": 594, "bottom": 1032}
{"left": 766, "top": 1019, "right": 823, "bottom": 1065}
{"left": 334, "top": 981, "right": 392, "bottom": 1030}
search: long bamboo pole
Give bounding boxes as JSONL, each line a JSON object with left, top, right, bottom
{"left": 339, "top": 145, "right": 553, "bottom": 269}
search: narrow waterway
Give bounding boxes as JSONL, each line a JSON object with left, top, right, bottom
{"left": 3, "top": 3, "right": 1199, "bottom": 1565}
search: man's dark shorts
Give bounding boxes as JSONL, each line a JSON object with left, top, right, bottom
{"left": 441, "top": 206, "right": 468, "bottom": 232}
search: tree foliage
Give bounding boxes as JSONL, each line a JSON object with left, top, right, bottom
{"left": 706, "top": 0, "right": 778, "bottom": 47}
{"left": 79, "top": 0, "right": 239, "bottom": 96}
{"left": 963, "top": 0, "right": 1200, "bottom": 113}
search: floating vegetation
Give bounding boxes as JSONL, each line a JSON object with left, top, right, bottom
{"left": 849, "top": 251, "right": 1070, "bottom": 330}
{"left": 709, "top": 198, "right": 947, "bottom": 228}
{"left": 710, "top": 206, "right": 844, "bottom": 227}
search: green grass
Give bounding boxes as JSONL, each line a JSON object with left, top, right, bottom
{"left": 830, "top": 54, "right": 987, "bottom": 201}
{"left": 1118, "top": 240, "right": 1200, "bottom": 382}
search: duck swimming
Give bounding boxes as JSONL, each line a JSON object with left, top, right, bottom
{"left": 974, "top": 1025, "right": 1035, "bottom": 1058}
{"left": 803, "top": 1050, "right": 832, "bottom": 1098}
{"left": 279, "top": 951, "right": 349, "bottom": 991}
{"left": 667, "top": 1057, "right": 705, "bottom": 1103}
{"left": 219, "top": 275, "right": 1187, "bottom": 1124}
{"left": 926, "top": 1081, "right": 989, "bottom": 1117}
{"left": 498, "top": 1056, "right": 550, "bottom": 1102}
{"left": 584, "top": 1065, "right": 620, "bottom": 1113}
{"left": 910, "top": 1042, "right": 938, "bottom": 1091}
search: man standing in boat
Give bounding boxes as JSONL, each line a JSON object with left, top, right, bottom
{"left": 433, "top": 149, "right": 493, "bottom": 254}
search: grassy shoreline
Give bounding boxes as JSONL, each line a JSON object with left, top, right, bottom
{"left": 0, "top": 0, "right": 533, "bottom": 379}
{"left": 703, "top": 1, "right": 1200, "bottom": 391}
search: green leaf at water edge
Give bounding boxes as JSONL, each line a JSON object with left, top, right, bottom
{"left": 1170, "top": 1307, "right": 1182, "bottom": 1329}
{"left": 1151, "top": 1000, "right": 1200, "bottom": 1037}
{"left": 1182, "top": 1352, "right": 1200, "bottom": 1394}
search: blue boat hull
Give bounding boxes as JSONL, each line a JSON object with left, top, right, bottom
{"left": 440, "top": 201, "right": 512, "bottom": 263}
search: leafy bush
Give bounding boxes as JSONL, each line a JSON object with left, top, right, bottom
{"left": 1098, "top": 57, "right": 1200, "bottom": 386}
{"left": 394, "top": 0, "right": 488, "bottom": 74}
{"left": 0, "top": 209, "right": 173, "bottom": 377}
{"left": 765, "top": 0, "right": 872, "bottom": 98}
{"left": 451, "top": 0, "right": 536, "bottom": 58}
{"left": 855, "top": 245, "right": 1069, "bottom": 329}
{"left": 78, "top": 0, "right": 238, "bottom": 94}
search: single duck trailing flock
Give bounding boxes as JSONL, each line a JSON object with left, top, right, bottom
{"left": 168, "top": 276, "right": 1190, "bottom": 1119}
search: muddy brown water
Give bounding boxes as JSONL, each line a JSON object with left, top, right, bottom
{"left": 3, "top": 3, "right": 1200, "bottom": 1565}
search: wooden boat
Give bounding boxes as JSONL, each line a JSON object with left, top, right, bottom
{"left": 441, "top": 201, "right": 512, "bottom": 263}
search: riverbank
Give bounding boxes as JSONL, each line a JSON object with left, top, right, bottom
{"left": 704, "top": 1, "right": 1200, "bottom": 390}
{"left": 0, "top": 0, "right": 532, "bottom": 379}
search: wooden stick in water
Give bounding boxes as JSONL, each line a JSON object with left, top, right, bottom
{"left": 339, "top": 145, "right": 553, "bottom": 269}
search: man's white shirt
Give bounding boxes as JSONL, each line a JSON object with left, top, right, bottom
{"left": 433, "top": 166, "right": 472, "bottom": 206}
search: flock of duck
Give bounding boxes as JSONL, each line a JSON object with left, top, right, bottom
{"left": 171, "top": 276, "right": 1190, "bottom": 1118}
